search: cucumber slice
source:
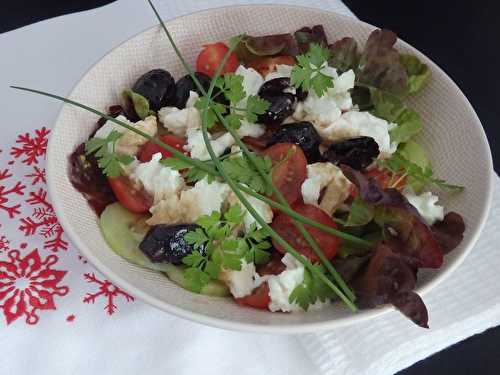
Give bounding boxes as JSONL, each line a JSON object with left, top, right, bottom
{"left": 99, "top": 203, "right": 229, "bottom": 297}
{"left": 163, "top": 264, "right": 230, "bottom": 297}
{"left": 399, "top": 141, "right": 430, "bottom": 192}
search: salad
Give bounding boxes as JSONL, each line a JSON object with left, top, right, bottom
{"left": 24, "top": 15, "right": 466, "bottom": 327}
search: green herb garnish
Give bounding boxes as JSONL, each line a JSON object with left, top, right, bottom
{"left": 84, "top": 130, "right": 134, "bottom": 177}
{"left": 291, "top": 43, "right": 334, "bottom": 96}
{"left": 289, "top": 264, "right": 334, "bottom": 311}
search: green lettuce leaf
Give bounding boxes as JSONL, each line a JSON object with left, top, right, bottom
{"left": 122, "top": 89, "right": 150, "bottom": 120}
{"left": 328, "top": 37, "right": 360, "bottom": 73}
{"left": 400, "top": 54, "right": 430, "bottom": 94}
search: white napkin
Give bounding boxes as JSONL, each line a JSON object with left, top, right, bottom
{"left": 1, "top": 1, "right": 497, "bottom": 375}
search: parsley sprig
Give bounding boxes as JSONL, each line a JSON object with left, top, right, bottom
{"left": 84, "top": 130, "right": 134, "bottom": 177}
{"left": 182, "top": 206, "right": 271, "bottom": 292}
{"left": 291, "top": 43, "right": 334, "bottom": 96}
{"left": 289, "top": 264, "right": 335, "bottom": 311}
{"left": 194, "top": 73, "right": 269, "bottom": 129}
{"left": 378, "top": 152, "right": 464, "bottom": 193}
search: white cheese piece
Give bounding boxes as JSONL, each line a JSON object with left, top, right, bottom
{"left": 130, "top": 153, "right": 184, "bottom": 204}
{"left": 316, "top": 111, "right": 397, "bottom": 157}
{"left": 185, "top": 90, "right": 199, "bottom": 108}
{"left": 94, "top": 115, "right": 158, "bottom": 156}
{"left": 157, "top": 91, "right": 201, "bottom": 137}
{"left": 178, "top": 178, "right": 231, "bottom": 222}
{"left": 292, "top": 69, "right": 355, "bottom": 127}
{"left": 264, "top": 64, "right": 294, "bottom": 81}
{"left": 185, "top": 129, "right": 235, "bottom": 161}
{"left": 147, "top": 177, "right": 231, "bottom": 225}
{"left": 301, "top": 162, "right": 340, "bottom": 206}
{"left": 403, "top": 188, "right": 444, "bottom": 225}
{"left": 234, "top": 65, "right": 264, "bottom": 108}
{"left": 237, "top": 120, "right": 266, "bottom": 138}
{"left": 220, "top": 260, "right": 259, "bottom": 298}
{"left": 226, "top": 190, "right": 273, "bottom": 231}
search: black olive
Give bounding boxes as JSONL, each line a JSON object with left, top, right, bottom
{"left": 258, "top": 77, "right": 307, "bottom": 102}
{"left": 267, "top": 121, "right": 322, "bottom": 163}
{"left": 170, "top": 72, "right": 211, "bottom": 109}
{"left": 323, "top": 136, "right": 380, "bottom": 170}
{"left": 257, "top": 93, "right": 295, "bottom": 126}
{"left": 132, "top": 69, "right": 175, "bottom": 111}
{"left": 139, "top": 224, "right": 202, "bottom": 265}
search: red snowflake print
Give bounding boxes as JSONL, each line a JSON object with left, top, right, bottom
{"left": 0, "top": 169, "right": 25, "bottom": 219}
{"left": 0, "top": 248, "right": 69, "bottom": 325}
{"left": 10, "top": 127, "right": 50, "bottom": 165}
{"left": 25, "top": 166, "right": 46, "bottom": 185}
{"left": 18, "top": 188, "right": 68, "bottom": 252}
{"left": 83, "top": 273, "right": 134, "bottom": 315}
{"left": 0, "top": 236, "right": 10, "bottom": 253}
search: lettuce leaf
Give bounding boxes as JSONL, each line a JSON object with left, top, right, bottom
{"left": 233, "top": 34, "right": 298, "bottom": 62}
{"left": 400, "top": 54, "right": 430, "bottom": 94}
{"left": 294, "top": 25, "right": 328, "bottom": 53}
{"left": 328, "top": 37, "right": 360, "bottom": 72}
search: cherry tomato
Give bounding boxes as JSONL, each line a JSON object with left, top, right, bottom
{"left": 108, "top": 176, "right": 152, "bottom": 214}
{"left": 138, "top": 135, "right": 187, "bottom": 162}
{"left": 271, "top": 202, "right": 341, "bottom": 262}
{"left": 196, "top": 42, "right": 239, "bottom": 77}
{"left": 262, "top": 143, "right": 307, "bottom": 205}
{"left": 235, "top": 283, "right": 271, "bottom": 310}
{"left": 247, "top": 55, "right": 296, "bottom": 77}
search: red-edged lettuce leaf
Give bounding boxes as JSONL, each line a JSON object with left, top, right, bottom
{"left": 234, "top": 34, "right": 299, "bottom": 62}
{"left": 294, "top": 25, "right": 328, "bottom": 53}
{"left": 341, "top": 165, "right": 444, "bottom": 268}
{"left": 431, "top": 212, "right": 465, "bottom": 254}
{"left": 356, "top": 29, "right": 409, "bottom": 98}
{"left": 400, "top": 54, "right": 430, "bottom": 94}
{"left": 328, "top": 37, "right": 360, "bottom": 73}
{"left": 352, "top": 242, "right": 429, "bottom": 328}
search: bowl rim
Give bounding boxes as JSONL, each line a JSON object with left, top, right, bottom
{"left": 46, "top": 3, "right": 494, "bottom": 333}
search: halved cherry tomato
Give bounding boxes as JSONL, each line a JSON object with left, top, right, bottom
{"left": 108, "top": 176, "right": 152, "bottom": 214}
{"left": 271, "top": 202, "right": 341, "bottom": 262}
{"left": 262, "top": 143, "right": 307, "bottom": 205}
{"left": 196, "top": 42, "right": 239, "bottom": 77}
{"left": 350, "top": 168, "right": 407, "bottom": 198}
{"left": 235, "top": 283, "right": 271, "bottom": 310}
{"left": 138, "top": 135, "right": 187, "bottom": 162}
{"left": 247, "top": 55, "right": 296, "bottom": 77}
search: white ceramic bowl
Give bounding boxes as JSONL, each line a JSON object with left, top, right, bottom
{"left": 46, "top": 5, "right": 493, "bottom": 333}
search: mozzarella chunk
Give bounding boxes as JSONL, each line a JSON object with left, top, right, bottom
{"left": 264, "top": 64, "right": 294, "bottom": 81}
{"left": 157, "top": 91, "right": 201, "bottom": 137}
{"left": 301, "top": 163, "right": 351, "bottom": 214}
{"left": 234, "top": 65, "right": 264, "bottom": 107}
{"left": 94, "top": 115, "right": 157, "bottom": 156}
{"left": 130, "top": 153, "right": 184, "bottom": 204}
{"left": 220, "top": 260, "right": 259, "bottom": 298}
{"left": 185, "top": 129, "right": 235, "bottom": 161}
{"left": 237, "top": 120, "right": 266, "bottom": 138}
{"left": 148, "top": 178, "right": 231, "bottom": 225}
{"left": 179, "top": 178, "right": 232, "bottom": 222}
{"left": 403, "top": 188, "right": 444, "bottom": 225}
{"left": 293, "top": 69, "right": 355, "bottom": 126}
{"left": 266, "top": 254, "right": 328, "bottom": 312}
{"left": 316, "top": 111, "right": 397, "bottom": 157}
{"left": 226, "top": 190, "right": 273, "bottom": 231}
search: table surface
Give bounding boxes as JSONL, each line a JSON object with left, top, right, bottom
{"left": 3, "top": 1, "right": 499, "bottom": 374}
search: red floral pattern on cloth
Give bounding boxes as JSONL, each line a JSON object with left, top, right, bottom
{"left": 83, "top": 273, "right": 134, "bottom": 315}
{"left": 0, "top": 127, "right": 135, "bottom": 326}
{"left": 0, "top": 248, "right": 69, "bottom": 325}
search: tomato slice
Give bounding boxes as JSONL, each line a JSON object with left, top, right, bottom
{"left": 138, "top": 135, "right": 187, "bottom": 162}
{"left": 196, "top": 42, "right": 239, "bottom": 77}
{"left": 108, "top": 176, "right": 152, "bottom": 214}
{"left": 247, "top": 55, "right": 296, "bottom": 77}
{"left": 262, "top": 143, "right": 307, "bottom": 205}
{"left": 235, "top": 283, "right": 271, "bottom": 310}
{"left": 271, "top": 202, "right": 341, "bottom": 262}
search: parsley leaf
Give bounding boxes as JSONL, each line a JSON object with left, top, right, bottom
{"left": 378, "top": 152, "right": 464, "bottom": 193}
{"left": 195, "top": 96, "right": 226, "bottom": 128}
{"left": 84, "top": 130, "right": 133, "bottom": 178}
{"left": 245, "top": 95, "right": 269, "bottom": 123}
{"left": 182, "top": 205, "right": 272, "bottom": 293}
{"left": 289, "top": 264, "right": 334, "bottom": 311}
{"left": 291, "top": 43, "right": 334, "bottom": 97}
{"left": 221, "top": 154, "right": 273, "bottom": 195}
